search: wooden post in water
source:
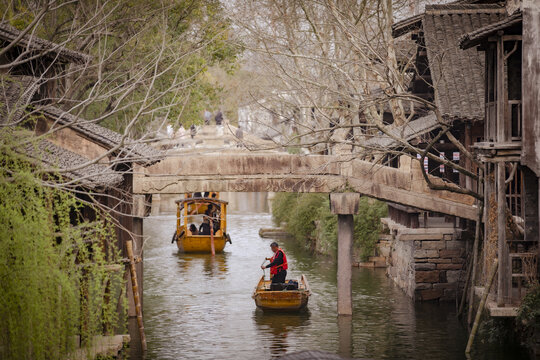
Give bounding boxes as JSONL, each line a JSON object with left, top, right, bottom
{"left": 467, "top": 196, "right": 483, "bottom": 324}
{"left": 497, "top": 164, "right": 510, "bottom": 306}
{"left": 126, "top": 240, "right": 147, "bottom": 352}
{"left": 466, "top": 259, "right": 498, "bottom": 355}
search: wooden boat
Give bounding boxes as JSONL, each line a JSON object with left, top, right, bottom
{"left": 172, "top": 193, "right": 231, "bottom": 254}
{"left": 252, "top": 274, "right": 311, "bottom": 311}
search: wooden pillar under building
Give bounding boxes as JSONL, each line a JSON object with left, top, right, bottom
{"left": 330, "top": 193, "right": 360, "bottom": 316}
{"left": 497, "top": 163, "right": 510, "bottom": 305}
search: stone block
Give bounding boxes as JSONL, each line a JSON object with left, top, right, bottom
{"left": 416, "top": 283, "right": 433, "bottom": 290}
{"left": 422, "top": 240, "right": 446, "bottom": 250}
{"left": 400, "top": 233, "right": 444, "bottom": 241}
{"left": 439, "top": 271, "right": 447, "bottom": 283}
{"left": 447, "top": 270, "right": 462, "bottom": 283}
{"left": 414, "top": 249, "right": 439, "bottom": 259}
{"left": 433, "top": 282, "right": 458, "bottom": 290}
{"left": 415, "top": 270, "right": 440, "bottom": 283}
{"left": 445, "top": 240, "right": 465, "bottom": 249}
{"left": 418, "top": 288, "right": 443, "bottom": 301}
{"left": 437, "top": 263, "right": 464, "bottom": 270}
{"left": 452, "top": 257, "right": 466, "bottom": 264}
{"left": 429, "top": 258, "right": 452, "bottom": 264}
{"left": 443, "top": 234, "right": 454, "bottom": 240}
{"left": 415, "top": 263, "right": 436, "bottom": 270}
{"left": 440, "top": 288, "right": 457, "bottom": 301}
{"left": 439, "top": 249, "right": 464, "bottom": 258}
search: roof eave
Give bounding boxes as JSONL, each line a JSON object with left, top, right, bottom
{"left": 459, "top": 13, "right": 523, "bottom": 50}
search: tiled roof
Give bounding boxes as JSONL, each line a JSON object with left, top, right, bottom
{"left": 423, "top": 4, "right": 506, "bottom": 121}
{"left": 364, "top": 112, "right": 441, "bottom": 149}
{"left": 392, "top": 14, "right": 423, "bottom": 38}
{"left": 460, "top": 12, "right": 522, "bottom": 49}
{"left": 0, "top": 23, "right": 91, "bottom": 64}
{"left": 25, "top": 139, "right": 123, "bottom": 189}
{"left": 41, "top": 106, "right": 163, "bottom": 166}
{"left": 0, "top": 75, "right": 39, "bottom": 125}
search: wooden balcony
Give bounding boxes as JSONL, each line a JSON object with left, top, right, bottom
{"left": 472, "top": 141, "right": 522, "bottom": 162}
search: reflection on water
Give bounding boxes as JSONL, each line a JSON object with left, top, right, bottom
{"left": 337, "top": 315, "right": 352, "bottom": 359}
{"left": 142, "top": 213, "right": 530, "bottom": 360}
{"left": 176, "top": 252, "right": 229, "bottom": 279}
{"left": 253, "top": 310, "right": 311, "bottom": 358}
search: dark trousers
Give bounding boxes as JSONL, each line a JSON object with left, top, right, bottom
{"left": 271, "top": 270, "right": 287, "bottom": 284}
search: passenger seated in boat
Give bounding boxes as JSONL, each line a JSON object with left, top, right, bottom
{"left": 189, "top": 224, "right": 198, "bottom": 235}
{"left": 204, "top": 204, "right": 221, "bottom": 231}
{"left": 199, "top": 217, "right": 212, "bottom": 235}
{"left": 261, "top": 242, "right": 288, "bottom": 284}
{"left": 203, "top": 191, "right": 210, "bottom": 198}
{"left": 193, "top": 192, "right": 202, "bottom": 198}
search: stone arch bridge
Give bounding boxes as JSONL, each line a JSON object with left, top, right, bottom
{"left": 133, "top": 153, "right": 477, "bottom": 220}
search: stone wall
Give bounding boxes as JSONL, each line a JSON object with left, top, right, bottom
{"left": 380, "top": 218, "right": 468, "bottom": 301}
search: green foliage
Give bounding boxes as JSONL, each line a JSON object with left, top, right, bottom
{"left": 286, "top": 194, "right": 326, "bottom": 244}
{"left": 0, "top": 135, "right": 125, "bottom": 360}
{"left": 271, "top": 192, "right": 299, "bottom": 228}
{"left": 271, "top": 193, "right": 387, "bottom": 260}
{"left": 353, "top": 197, "right": 388, "bottom": 260}
{"left": 478, "top": 318, "right": 517, "bottom": 344}
{"left": 516, "top": 283, "right": 540, "bottom": 346}
{"left": 318, "top": 202, "right": 338, "bottom": 255}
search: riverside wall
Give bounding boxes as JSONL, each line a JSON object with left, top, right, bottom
{"left": 380, "top": 218, "right": 468, "bottom": 301}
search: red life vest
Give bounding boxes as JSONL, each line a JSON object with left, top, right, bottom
{"left": 270, "top": 248, "right": 288, "bottom": 275}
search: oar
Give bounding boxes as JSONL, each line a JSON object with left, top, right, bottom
{"left": 260, "top": 259, "right": 268, "bottom": 280}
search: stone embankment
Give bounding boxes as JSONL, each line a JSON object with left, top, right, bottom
{"left": 377, "top": 218, "right": 467, "bottom": 302}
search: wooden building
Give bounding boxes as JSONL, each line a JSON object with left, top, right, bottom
{"left": 460, "top": 0, "right": 539, "bottom": 307}
{"left": 386, "top": 3, "right": 507, "bottom": 228}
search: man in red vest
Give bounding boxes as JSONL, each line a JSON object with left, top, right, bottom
{"left": 261, "top": 242, "right": 288, "bottom": 283}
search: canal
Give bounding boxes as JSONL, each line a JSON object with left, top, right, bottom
{"left": 142, "top": 211, "right": 529, "bottom": 360}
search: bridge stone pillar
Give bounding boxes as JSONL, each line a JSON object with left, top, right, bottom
{"left": 330, "top": 193, "right": 360, "bottom": 316}
{"left": 150, "top": 194, "right": 161, "bottom": 216}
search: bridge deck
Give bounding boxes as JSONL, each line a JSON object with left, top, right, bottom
{"left": 133, "top": 153, "right": 477, "bottom": 220}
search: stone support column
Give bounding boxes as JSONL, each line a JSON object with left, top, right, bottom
{"left": 330, "top": 193, "right": 360, "bottom": 316}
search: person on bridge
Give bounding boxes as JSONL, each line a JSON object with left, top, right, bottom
{"left": 214, "top": 110, "right": 223, "bottom": 126}
{"left": 261, "top": 242, "right": 288, "bottom": 284}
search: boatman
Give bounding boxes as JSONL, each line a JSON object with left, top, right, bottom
{"left": 261, "top": 242, "right": 288, "bottom": 283}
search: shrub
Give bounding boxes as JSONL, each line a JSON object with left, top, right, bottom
{"left": 272, "top": 192, "right": 298, "bottom": 227}
{"left": 516, "top": 283, "right": 540, "bottom": 347}
{"left": 286, "top": 193, "right": 326, "bottom": 245}
{"left": 354, "top": 197, "right": 388, "bottom": 261}
{"left": 271, "top": 193, "right": 387, "bottom": 260}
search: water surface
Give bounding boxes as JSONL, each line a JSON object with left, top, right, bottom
{"left": 142, "top": 213, "right": 528, "bottom": 359}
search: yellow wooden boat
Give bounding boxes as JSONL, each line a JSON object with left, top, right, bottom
{"left": 172, "top": 193, "right": 231, "bottom": 254}
{"left": 252, "top": 274, "right": 311, "bottom": 311}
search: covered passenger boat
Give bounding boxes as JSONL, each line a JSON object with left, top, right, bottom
{"left": 172, "top": 193, "right": 231, "bottom": 254}
{"left": 252, "top": 275, "right": 311, "bottom": 311}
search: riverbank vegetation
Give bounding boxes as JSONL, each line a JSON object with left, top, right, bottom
{"left": 517, "top": 283, "right": 540, "bottom": 349}
{"left": 272, "top": 193, "right": 387, "bottom": 260}
{"left": 0, "top": 140, "right": 125, "bottom": 360}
